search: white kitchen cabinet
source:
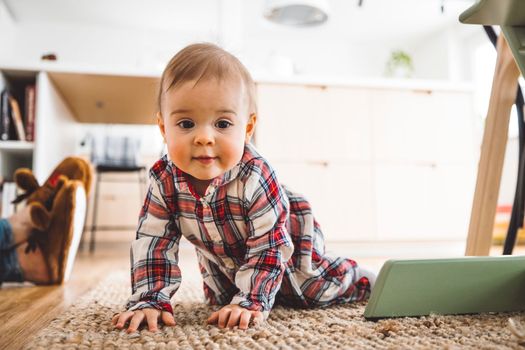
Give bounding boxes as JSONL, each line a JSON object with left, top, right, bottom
{"left": 371, "top": 89, "right": 476, "bottom": 164}
{"left": 374, "top": 163, "right": 475, "bottom": 241}
{"left": 370, "top": 88, "right": 477, "bottom": 241}
{"left": 256, "top": 83, "right": 372, "bottom": 163}
{"left": 256, "top": 81, "right": 477, "bottom": 243}
{"left": 270, "top": 161, "right": 376, "bottom": 241}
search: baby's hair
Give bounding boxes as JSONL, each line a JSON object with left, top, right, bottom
{"left": 158, "top": 43, "right": 257, "bottom": 116}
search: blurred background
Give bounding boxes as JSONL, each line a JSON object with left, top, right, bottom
{"left": 0, "top": 0, "right": 518, "bottom": 259}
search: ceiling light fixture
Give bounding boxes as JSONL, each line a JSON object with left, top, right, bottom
{"left": 264, "top": 0, "right": 330, "bottom": 27}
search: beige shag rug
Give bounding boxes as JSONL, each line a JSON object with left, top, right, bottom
{"left": 25, "top": 271, "right": 525, "bottom": 349}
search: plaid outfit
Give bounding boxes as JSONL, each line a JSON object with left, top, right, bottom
{"left": 126, "top": 143, "right": 371, "bottom": 316}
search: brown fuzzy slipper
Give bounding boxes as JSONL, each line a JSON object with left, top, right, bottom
{"left": 13, "top": 156, "right": 93, "bottom": 210}
{"left": 29, "top": 179, "right": 87, "bottom": 284}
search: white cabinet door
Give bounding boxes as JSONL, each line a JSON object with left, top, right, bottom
{"left": 371, "top": 88, "right": 476, "bottom": 241}
{"left": 432, "top": 91, "right": 477, "bottom": 164}
{"left": 371, "top": 89, "right": 440, "bottom": 163}
{"left": 271, "top": 161, "right": 376, "bottom": 241}
{"left": 256, "top": 84, "right": 372, "bottom": 162}
{"left": 375, "top": 163, "right": 475, "bottom": 241}
{"left": 371, "top": 89, "right": 476, "bottom": 165}
{"left": 257, "top": 83, "right": 476, "bottom": 243}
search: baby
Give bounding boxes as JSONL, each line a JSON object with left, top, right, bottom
{"left": 113, "top": 43, "right": 375, "bottom": 332}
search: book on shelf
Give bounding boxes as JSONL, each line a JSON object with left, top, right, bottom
{"left": 0, "top": 89, "right": 10, "bottom": 141}
{"left": 24, "top": 84, "right": 36, "bottom": 142}
{"left": 0, "top": 85, "right": 36, "bottom": 142}
{"left": 8, "top": 95, "right": 26, "bottom": 141}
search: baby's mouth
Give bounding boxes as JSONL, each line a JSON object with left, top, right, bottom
{"left": 193, "top": 156, "right": 217, "bottom": 165}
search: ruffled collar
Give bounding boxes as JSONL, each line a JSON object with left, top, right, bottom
{"left": 166, "top": 143, "right": 258, "bottom": 199}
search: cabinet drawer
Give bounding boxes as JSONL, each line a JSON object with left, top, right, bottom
{"left": 86, "top": 179, "right": 144, "bottom": 228}
{"left": 375, "top": 163, "right": 476, "bottom": 241}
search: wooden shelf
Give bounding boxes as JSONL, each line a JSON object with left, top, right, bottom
{"left": 48, "top": 72, "right": 159, "bottom": 124}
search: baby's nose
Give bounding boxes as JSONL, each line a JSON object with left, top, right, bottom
{"left": 194, "top": 128, "right": 215, "bottom": 145}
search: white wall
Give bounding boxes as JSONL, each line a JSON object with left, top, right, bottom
{"left": 3, "top": 22, "right": 195, "bottom": 73}
{"left": 0, "top": 1, "right": 15, "bottom": 49}
{"left": 0, "top": 13, "right": 478, "bottom": 81}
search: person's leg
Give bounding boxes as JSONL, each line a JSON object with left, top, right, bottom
{"left": 0, "top": 207, "right": 49, "bottom": 284}
{"left": 8, "top": 206, "right": 34, "bottom": 244}
{"left": 0, "top": 218, "right": 24, "bottom": 283}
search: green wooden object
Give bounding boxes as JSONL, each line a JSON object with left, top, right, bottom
{"left": 460, "top": 0, "right": 525, "bottom": 77}
{"left": 364, "top": 256, "right": 525, "bottom": 319}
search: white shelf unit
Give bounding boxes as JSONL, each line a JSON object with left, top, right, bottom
{"left": 0, "top": 69, "right": 38, "bottom": 180}
{"left": 0, "top": 67, "right": 159, "bottom": 183}
{"left": 0, "top": 69, "right": 82, "bottom": 183}
{"left": 0, "top": 141, "right": 34, "bottom": 151}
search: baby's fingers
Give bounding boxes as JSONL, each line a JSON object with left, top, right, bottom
{"left": 111, "top": 314, "right": 119, "bottom": 325}
{"left": 251, "top": 311, "right": 264, "bottom": 326}
{"left": 226, "top": 308, "right": 243, "bottom": 328}
{"left": 114, "top": 311, "right": 134, "bottom": 329}
{"left": 144, "top": 309, "right": 159, "bottom": 332}
{"left": 207, "top": 310, "right": 220, "bottom": 324}
{"left": 218, "top": 309, "right": 232, "bottom": 328}
{"left": 161, "top": 311, "right": 176, "bottom": 326}
{"left": 127, "top": 312, "right": 145, "bottom": 333}
{"left": 238, "top": 311, "right": 252, "bottom": 330}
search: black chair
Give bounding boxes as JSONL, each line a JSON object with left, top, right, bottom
{"left": 84, "top": 135, "right": 147, "bottom": 252}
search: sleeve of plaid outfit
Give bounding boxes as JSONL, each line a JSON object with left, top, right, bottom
{"left": 125, "top": 175, "right": 181, "bottom": 314}
{"left": 230, "top": 160, "right": 294, "bottom": 315}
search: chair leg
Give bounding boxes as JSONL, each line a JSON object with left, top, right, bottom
{"left": 90, "top": 172, "right": 101, "bottom": 253}
{"left": 465, "top": 35, "right": 520, "bottom": 256}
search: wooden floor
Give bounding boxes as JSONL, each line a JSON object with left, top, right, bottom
{"left": 0, "top": 240, "right": 522, "bottom": 350}
{"left": 0, "top": 243, "right": 129, "bottom": 350}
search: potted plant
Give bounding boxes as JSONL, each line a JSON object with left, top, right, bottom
{"left": 385, "top": 50, "right": 414, "bottom": 78}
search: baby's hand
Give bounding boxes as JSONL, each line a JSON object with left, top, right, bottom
{"left": 112, "top": 308, "right": 176, "bottom": 333}
{"left": 206, "top": 304, "right": 264, "bottom": 330}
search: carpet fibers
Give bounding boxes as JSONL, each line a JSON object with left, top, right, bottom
{"left": 25, "top": 271, "right": 525, "bottom": 349}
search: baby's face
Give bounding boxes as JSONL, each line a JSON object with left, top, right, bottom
{"left": 158, "top": 77, "right": 256, "bottom": 182}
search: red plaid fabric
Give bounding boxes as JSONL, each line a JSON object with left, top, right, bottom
{"left": 126, "top": 144, "right": 371, "bottom": 314}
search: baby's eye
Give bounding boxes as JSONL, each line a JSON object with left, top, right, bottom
{"left": 177, "top": 120, "right": 195, "bottom": 129}
{"left": 216, "top": 120, "right": 233, "bottom": 129}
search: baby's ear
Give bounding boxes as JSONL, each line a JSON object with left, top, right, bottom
{"left": 245, "top": 113, "right": 257, "bottom": 142}
{"left": 156, "top": 112, "right": 167, "bottom": 142}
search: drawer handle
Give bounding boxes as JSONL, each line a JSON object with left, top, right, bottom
{"left": 306, "top": 160, "right": 329, "bottom": 167}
